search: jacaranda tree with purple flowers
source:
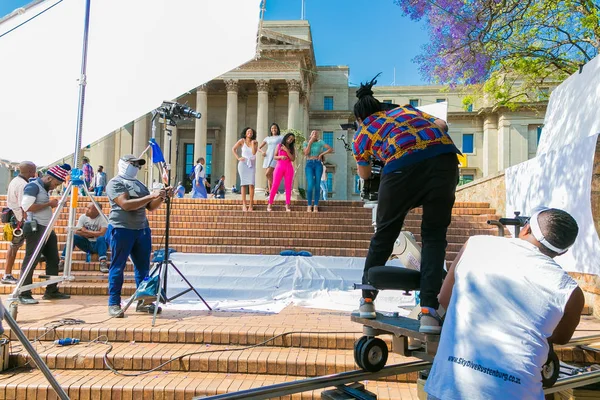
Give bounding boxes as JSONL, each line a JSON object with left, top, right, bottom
{"left": 395, "top": 0, "right": 600, "bottom": 108}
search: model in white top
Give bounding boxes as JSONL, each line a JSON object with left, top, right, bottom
{"left": 426, "top": 207, "right": 584, "bottom": 400}
{"left": 191, "top": 157, "right": 209, "bottom": 199}
{"left": 232, "top": 127, "right": 258, "bottom": 211}
{"left": 259, "top": 123, "right": 283, "bottom": 196}
{"left": 3, "top": 161, "right": 37, "bottom": 284}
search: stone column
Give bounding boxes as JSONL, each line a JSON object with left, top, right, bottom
{"left": 482, "top": 114, "right": 498, "bottom": 177}
{"left": 287, "top": 79, "right": 301, "bottom": 131}
{"left": 133, "top": 115, "right": 150, "bottom": 185}
{"left": 194, "top": 84, "right": 208, "bottom": 163}
{"left": 255, "top": 79, "right": 270, "bottom": 190}
{"left": 302, "top": 92, "right": 309, "bottom": 136}
{"left": 163, "top": 125, "right": 177, "bottom": 186}
{"left": 268, "top": 92, "right": 277, "bottom": 126}
{"left": 224, "top": 79, "right": 239, "bottom": 187}
{"left": 100, "top": 133, "right": 116, "bottom": 180}
{"left": 497, "top": 114, "right": 510, "bottom": 171}
{"left": 133, "top": 115, "right": 149, "bottom": 157}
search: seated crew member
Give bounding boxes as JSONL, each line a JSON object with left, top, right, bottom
{"left": 352, "top": 74, "right": 460, "bottom": 333}
{"left": 425, "top": 207, "right": 584, "bottom": 400}
{"left": 105, "top": 155, "right": 172, "bottom": 317}
{"left": 211, "top": 175, "right": 226, "bottom": 199}
{"left": 58, "top": 202, "right": 109, "bottom": 273}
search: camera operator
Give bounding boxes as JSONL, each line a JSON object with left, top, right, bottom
{"left": 353, "top": 75, "right": 460, "bottom": 334}
{"left": 105, "top": 155, "right": 173, "bottom": 317}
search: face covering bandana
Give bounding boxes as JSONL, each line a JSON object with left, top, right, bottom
{"left": 118, "top": 159, "right": 139, "bottom": 180}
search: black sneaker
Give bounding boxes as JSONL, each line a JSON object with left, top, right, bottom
{"left": 42, "top": 291, "right": 71, "bottom": 300}
{"left": 99, "top": 259, "right": 109, "bottom": 273}
{"left": 18, "top": 295, "right": 38, "bottom": 305}
{"left": 58, "top": 259, "right": 65, "bottom": 273}
{"left": 136, "top": 300, "right": 162, "bottom": 314}
{"left": 1, "top": 275, "right": 18, "bottom": 284}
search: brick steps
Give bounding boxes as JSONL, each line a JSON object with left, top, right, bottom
{"left": 0, "top": 369, "right": 418, "bottom": 400}
{"left": 10, "top": 342, "right": 416, "bottom": 381}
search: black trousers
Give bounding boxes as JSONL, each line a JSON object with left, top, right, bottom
{"left": 21, "top": 225, "right": 59, "bottom": 296}
{"left": 362, "top": 153, "right": 459, "bottom": 309}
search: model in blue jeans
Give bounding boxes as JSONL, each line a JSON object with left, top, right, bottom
{"left": 305, "top": 159, "right": 323, "bottom": 208}
{"left": 302, "top": 130, "right": 332, "bottom": 212}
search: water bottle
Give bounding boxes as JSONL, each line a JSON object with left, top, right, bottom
{"left": 54, "top": 338, "right": 80, "bottom": 346}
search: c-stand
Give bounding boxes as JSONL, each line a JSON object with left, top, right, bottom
{"left": 120, "top": 104, "right": 211, "bottom": 326}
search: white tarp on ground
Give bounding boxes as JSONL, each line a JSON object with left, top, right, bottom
{"left": 0, "top": 0, "right": 261, "bottom": 166}
{"left": 164, "top": 253, "right": 416, "bottom": 314}
{"left": 506, "top": 54, "right": 600, "bottom": 275}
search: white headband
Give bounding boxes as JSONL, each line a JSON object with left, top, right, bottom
{"left": 528, "top": 209, "right": 570, "bottom": 254}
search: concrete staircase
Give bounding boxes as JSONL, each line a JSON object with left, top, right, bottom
{"left": 0, "top": 196, "right": 505, "bottom": 399}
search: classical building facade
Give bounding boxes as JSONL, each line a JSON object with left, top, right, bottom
{"left": 51, "top": 20, "right": 548, "bottom": 200}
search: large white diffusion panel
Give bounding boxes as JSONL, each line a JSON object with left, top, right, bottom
{"left": 506, "top": 55, "right": 600, "bottom": 275}
{"left": 0, "top": 0, "right": 261, "bottom": 166}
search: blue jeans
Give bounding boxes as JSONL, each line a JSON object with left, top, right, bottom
{"left": 94, "top": 186, "right": 105, "bottom": 196}
{"left": 62, "top": 234, "right": 107, "bottom": 260}
{"left": 108, "top": 227, "right": 152, "bottom": 306}
{"left": 305, "top": 160, "right": 323, "bottom": 206}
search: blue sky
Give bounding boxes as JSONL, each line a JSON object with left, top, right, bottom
{"left": 1, "top": 0, "right": 429, "bottom": 86}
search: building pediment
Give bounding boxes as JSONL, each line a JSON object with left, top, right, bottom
{"left": 259, "top": 29, "right": 312, "bottom": 50}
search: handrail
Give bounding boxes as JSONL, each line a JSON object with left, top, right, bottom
{"left": 194, "top": 360, "right": 432, "bottom": 400}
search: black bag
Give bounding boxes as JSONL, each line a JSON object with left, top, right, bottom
{"left": 23, "top": 220, "right": 38, "bottom": 235}
{"left": 1, "top": 208, "right": 13, "bottom": 224}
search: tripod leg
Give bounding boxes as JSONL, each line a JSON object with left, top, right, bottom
{"left": 167, "top": 261, "right": 212, "bottom": 311}
{"left": 151, "top": 261, "right": 167, "bottom": 326}
{"left": 121, "top": 262, "right": 161, "bottom": 315}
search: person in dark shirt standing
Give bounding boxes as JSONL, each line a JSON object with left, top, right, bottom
{"left": 105, "top": 155, "right": 172, "bottom": 317}
{"left": 352, "top": 75, "right": 460, "bottom": 334}
{"left": 20, "top": 164, "right": 72, "bottom": 304}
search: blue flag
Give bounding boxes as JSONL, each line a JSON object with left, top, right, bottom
{"left": 149, "top": 138, "right": 165, "bottom": 163}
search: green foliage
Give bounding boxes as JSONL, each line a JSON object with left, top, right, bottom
{"left": 395, "top": 0, "right": 600, "bottom": 109}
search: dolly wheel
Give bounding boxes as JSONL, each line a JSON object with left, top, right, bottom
{"left": 353, "top": 336, "right": 369, "bottom": 369}
{"left": 542, "top": 350, "right": 560, "bottom": 388}
{"left": 358, "top": 337, "right": 388, "bottom": 372}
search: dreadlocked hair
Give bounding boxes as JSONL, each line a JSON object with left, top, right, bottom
{"left": 354, "top": 73, "right": 383, "bottom": 121}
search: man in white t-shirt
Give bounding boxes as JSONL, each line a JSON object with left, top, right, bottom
{"left": 3, "top": 161, "right": 37, "bottom": 284}
{"left": 58, "top": 202, "right": 109, "bottom": 273}
{"left": 425, "top": 207, "right": 584, "bottom": 400}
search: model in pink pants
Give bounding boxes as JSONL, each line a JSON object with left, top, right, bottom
{"left": 268, "top": 143, "right": 295, "bottom": 211}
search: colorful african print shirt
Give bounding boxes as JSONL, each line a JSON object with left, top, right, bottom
{"left": 352, "top": 105, "right": 460, "bottom": 174}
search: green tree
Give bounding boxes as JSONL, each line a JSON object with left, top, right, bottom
{"left": 395, "top": 0, "right": 600, "bottom": 108}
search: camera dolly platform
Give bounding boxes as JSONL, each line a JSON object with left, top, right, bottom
{"left": 351, "top": 265, "right": 566, "bottom": 389}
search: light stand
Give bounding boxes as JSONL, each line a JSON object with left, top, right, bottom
{"left": 120, "top": 110, "right": 211, "bottom": 326}
{"left": 4, "top": 0, "right": 97, "bottom": 397}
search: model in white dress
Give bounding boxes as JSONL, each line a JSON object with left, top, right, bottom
{"left": 232, "top": 127, "right": 258, "bottom": 211}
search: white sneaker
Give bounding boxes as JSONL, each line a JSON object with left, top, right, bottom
{"left": 419, "top": 307, "right": 443, "bottom": 334}
{"left": 358, "top": 298, "right": 376, "bottom": 319}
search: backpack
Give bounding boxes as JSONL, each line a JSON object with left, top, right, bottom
{"left": 189, "top": 164, "right": 203, "bottom": 181}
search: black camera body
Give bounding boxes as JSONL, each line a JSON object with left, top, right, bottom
{"left": 156, "top": 101, "right": 201, "bottom": 125}
{"left": 360, "top": 159, "right": 384, "bottom": 202}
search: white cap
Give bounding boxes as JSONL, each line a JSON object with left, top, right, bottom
{"left": 528, "top": 206, "right": 570, "bottom": 254}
